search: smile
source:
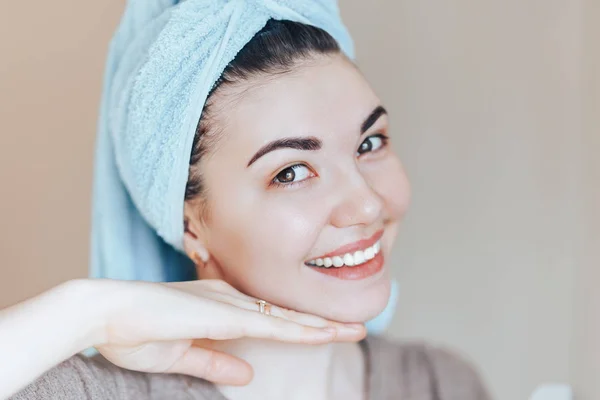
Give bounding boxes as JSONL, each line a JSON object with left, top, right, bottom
{"left": 305, "top": 240, "right": 381, "bottom": 268}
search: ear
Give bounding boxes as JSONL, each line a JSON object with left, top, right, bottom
{"left": 183, "top": 202, "right": 210, "bottom": 265}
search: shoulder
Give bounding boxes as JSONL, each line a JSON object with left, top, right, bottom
{"left": 10, "top": 354, "right": 122, "bottom": 400}
{"left": 10, "top": 354, "right": 219, "bottom": 400}
{"left": 364, "top": 335, "right": 492, "bottom": 400}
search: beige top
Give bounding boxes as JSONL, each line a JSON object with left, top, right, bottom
{"left": 11, "top": 336, "right": 491, "bottom": 399}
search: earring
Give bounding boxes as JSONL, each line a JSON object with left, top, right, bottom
{"left": 191, "top": 251, "right": 206, "bottom": 267}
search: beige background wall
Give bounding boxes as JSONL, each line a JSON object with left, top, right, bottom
{"left": 572, "top": 0, "right": 600, "bottom": 398}
{"left": 0, "top": 1, "right": 595, "bottom": 399}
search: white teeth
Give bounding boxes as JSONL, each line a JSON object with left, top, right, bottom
{"left": 343, "top": 253, "right": 355, "bottom": 267}
{"left": 332, "top": 256, "right": 344, "bottom": 267}
{"left": 307, "top": 240, "right": 381, "bottom": 268}
{"left": 354, "top": 250, "right": 365, "bottom": 264}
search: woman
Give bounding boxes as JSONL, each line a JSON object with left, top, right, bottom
{"left": 2, "top": 1, "right": 490, "bottom": 399}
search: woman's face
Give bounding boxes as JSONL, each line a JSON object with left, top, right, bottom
{"left": 184, "top": 54, "right": 410, "bottom": 323}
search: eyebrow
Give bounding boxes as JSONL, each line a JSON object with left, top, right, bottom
{"left": 361, "top": 105, "right": 388, "bottom": 134}
{"left": 246, "top": 105, "right": 388, "bottom": 167}
{"left": 247, "top": 137, "right": 322, "bottom": 167}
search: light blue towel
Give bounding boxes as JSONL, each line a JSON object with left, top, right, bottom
{"left": 92, "top": 0, "right": 396, "bottom": 333}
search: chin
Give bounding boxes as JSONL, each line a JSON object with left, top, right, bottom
{"left": 319, "top": 276, "right": 391, "bottom": 323}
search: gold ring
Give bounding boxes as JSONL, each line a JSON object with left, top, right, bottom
{"left": 256, "top": 300, "right": 272, "bottom": 316}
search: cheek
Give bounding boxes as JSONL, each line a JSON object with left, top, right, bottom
{"left": 247, "top": 200, "right": 322, "bottom": 261}
{"left": 207, "top": 188, "right": 327, "bottom": 298}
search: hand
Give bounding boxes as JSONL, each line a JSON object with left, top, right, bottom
{"left": 91, "top": 279, "right": 366, "bottom": 385}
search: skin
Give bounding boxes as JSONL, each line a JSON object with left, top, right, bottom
{"left": 0, "top": 53, "right": 410, "bottom": 400}
{"left": 184, "top": 53, "right": 411, "bottom": 324}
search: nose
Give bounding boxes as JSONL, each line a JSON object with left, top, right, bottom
{"left": 329, "top": 170, "right": 384, "bottom": 229}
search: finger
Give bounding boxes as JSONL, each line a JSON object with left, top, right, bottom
{"left": 157, "top": 285, "right": 362, "bottom": 343}
{"left": 218, "top": 307, "right": 341, "bottom": 344}
{"left": 200, "top": 292, "right": 366, "bottom": 342}
{"left": 166, "top": 346, "right": 253, "bottom": 385}
{"left": 167, "top": 280, "right": 365, "bottom": 339}
{"left": 271, "top": 308, "right": 366, "bottom": 342}
{"left": 241, "top": 301, "right": 365, "bottom": 342}
{"left": 147, "top": 295, "right": 336, "bottom": 344}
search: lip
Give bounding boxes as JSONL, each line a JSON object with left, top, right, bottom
{"left": 306, "top": 229, "right": 384, "bottom": 262}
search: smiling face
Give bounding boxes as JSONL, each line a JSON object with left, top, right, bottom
{"left": 184, "top": 54, "right": 410, "bottom": 322}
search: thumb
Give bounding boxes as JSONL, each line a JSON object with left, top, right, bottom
{"left": 166, "top": 346, "right": 254, "bottom": 385}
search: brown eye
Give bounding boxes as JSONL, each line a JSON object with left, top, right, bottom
{"left": 357, "top": 134, "right": 388, "bottom": 155}
{"left": 272, "top": 164, "right": 313, "bottom": 186}
{"left": 276, "top": 167, "right": 296, "bottom": 183}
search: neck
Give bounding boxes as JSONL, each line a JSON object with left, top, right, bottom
{"left": 211, "top": 339, "right": 365, "bottom": 400}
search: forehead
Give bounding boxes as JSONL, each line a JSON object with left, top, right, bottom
{"left": 214, "top": 55, "right": 381, "bottom": 150}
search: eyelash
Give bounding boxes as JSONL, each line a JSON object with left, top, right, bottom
{"left": 269, "top": 133, "right": 390, "bottom": 189}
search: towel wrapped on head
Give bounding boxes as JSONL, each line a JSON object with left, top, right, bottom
{"left": 92, "top": 0, "right": 396, "bottom": 333}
